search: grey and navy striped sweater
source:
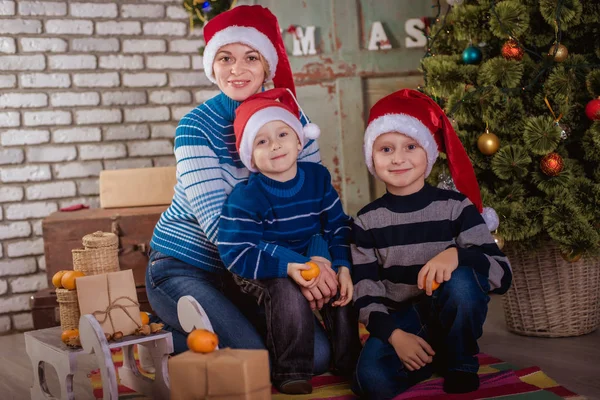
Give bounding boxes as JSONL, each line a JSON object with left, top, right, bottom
{"left": 150, "top": 92, "right": 320, "bottom": 273}
{"left": 218, "top": 162, "right": 352, "bottom": 280}
{"left": 351, "top": 183, "right": 512, "bottom": 341}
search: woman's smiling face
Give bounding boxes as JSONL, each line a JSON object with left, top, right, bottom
{"left": 212, "top": 43, "right": 269, "bottom": 101}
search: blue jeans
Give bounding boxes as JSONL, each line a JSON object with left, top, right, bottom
{"left": 353, "top": 267, "right": 490, "bottom": 400}
{"left": 145, "top": 250, "right": 332, "bottom": 374}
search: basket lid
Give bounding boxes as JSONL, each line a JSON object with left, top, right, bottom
{"left": 82, "top": 231, "right": 118, "bottom": 249}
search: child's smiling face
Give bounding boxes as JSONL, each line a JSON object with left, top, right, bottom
{"left": 251, "top": 120, "right": 302, "bottom": 182}
{"left": 372, "top": 131, "right": 428, "bottom": 196}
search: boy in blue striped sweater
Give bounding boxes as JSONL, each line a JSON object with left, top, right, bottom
{"left": 218, "top": 88, "right": 360, "bottom": 395}
{"left": 351, "top": 90, "right": 512, "bottom": 399}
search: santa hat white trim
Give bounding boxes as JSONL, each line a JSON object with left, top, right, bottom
{"left": 203, "top": 26, "right": 278, "bottom": 84}
{"left": 364, "top": 114, "right": 439, "bottom": 177}
{"left": 239, "top": 107, "right": 304, "bottom": 172}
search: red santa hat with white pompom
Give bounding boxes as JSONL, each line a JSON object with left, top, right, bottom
{"left": 363, "top": 89, "right": 499, "bottom": 231}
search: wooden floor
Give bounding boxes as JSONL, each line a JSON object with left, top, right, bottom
{"left": 0, "top": 295, "right": 599, "bottom": 400}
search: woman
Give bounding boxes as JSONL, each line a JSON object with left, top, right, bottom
{"left": 145, "top": 5, "right": 340, "bottom": 374}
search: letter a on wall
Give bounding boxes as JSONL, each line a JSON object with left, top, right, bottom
{"left": 292, "top": 26, "right": 317, "bottom": 56}
{"left": 368, "top": 21, "right": 392, "bottom": 50}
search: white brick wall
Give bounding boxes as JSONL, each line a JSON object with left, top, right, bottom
{"left": 0, "top": 0, "right": 225, "bottom": 333}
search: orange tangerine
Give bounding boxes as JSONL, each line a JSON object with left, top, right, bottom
{"left": 187, "top": 329, "right": 218, "bottom": 353}
{"left": 61, "top": 328, "right": 79, "bottom": 344}
{"left": 423, "top": 275, "right": 440, "bottom": 291}
{"left": 301, "top": 261, "right": 320, "bottom": 281}
{"left": 140, "top": 312, "right": 150, "bottom": 326}
{"left": 61, "top": 270, "right": 85, "bottom": 290}
{"left": 52, "top": 270, "right": 68, "bottom": 288}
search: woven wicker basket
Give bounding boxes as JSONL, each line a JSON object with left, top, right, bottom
{"left": 82, "top": 231, "right": 118, "bottom": 249}
{"left": 72, "top": 248, "right": 119, "bottom": 275}
{"left": 56, "top": 288, "right": 80, "bottom": 331}
{"left": 502, "top": 242, "right": 600, "bottom": 337}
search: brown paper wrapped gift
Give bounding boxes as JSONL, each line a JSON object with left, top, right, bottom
{"left": 76, "top": 270, "right": 142, "bottom": 336}
{"left": 168, "top": 348, "right": 271, "bottom": 400}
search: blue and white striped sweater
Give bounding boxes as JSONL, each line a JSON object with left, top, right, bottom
{"left": 218, "top": 162, "right": 352, "bottom": 280}
{"left": 150, "top": 92, "right": 321, "bottom": 273}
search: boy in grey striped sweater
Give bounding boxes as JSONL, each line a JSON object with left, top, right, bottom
{"left": 351, "top": 90, "right": 512, "bottom": 400}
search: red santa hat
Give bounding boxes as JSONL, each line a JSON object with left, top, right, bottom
{"left": 364, "top": 89, "right": 499, "bottom": 231}
{"left": 203, "top": 5, "right": 298, "bottom": 116}
{"left": 234, "top": 88, "right": 320, "bottom": 172}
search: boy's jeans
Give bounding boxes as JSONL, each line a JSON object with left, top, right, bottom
{"left": 353, "top": 266, "right": 490, "bottom": 400}
{"left": 145, "top": 250, "right": 332, "bottom": 374}
{"left": 233, "top": 276, "right": 361, "bottom": 384}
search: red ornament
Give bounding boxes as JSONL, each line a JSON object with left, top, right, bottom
{"left": 501, "top": 39, "right": 524, "bottom": 61}
{"left": 540, "top": 152, "right": 564, "bottom": 176}
{"left": 585, "top": 98, "right": 600, "bottom": 121}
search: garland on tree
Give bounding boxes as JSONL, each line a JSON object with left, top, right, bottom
{"left": 183, "top": 0, "right": 237, "bottom": 54}
{"left": 420, "top": 0, "right": 600, "bottom": 257}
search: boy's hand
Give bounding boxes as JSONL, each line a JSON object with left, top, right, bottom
{"left": 389, "top": 329, "right": 435, "bottom": 371}
{"left": 300, "top": 256, "right": 338, "bottom": 310}
{"left": 288, "top": 262, "right": 319, "bottom": 289}
{"left": 418, "top": 247, "right": 458, "bottom": 296}
{"left": 332, "top": 266, "right": 353, "bottom": 307}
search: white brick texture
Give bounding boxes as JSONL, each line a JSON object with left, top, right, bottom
{"left": 37, "top": 256, "right": 45, "bottom": 270}
{"left": 153, "top": 156, "right": 176, "bottom": 167}
{"left": 0, "top": 1, "right": 16, "bottom": 15}
{"left": 0, "top": 36, "right": 16, "bottom": 53}
{"left": 122, "top": 4, "right": 164, "bottom": 18}
{"left": 102, "top": 91, "right": 146, "bottom": 106}
{"left": 169, "top": 39, "right": 204, "bottom": 53}
{"left": 104, "top": 158, "right": 152, "bottom": 170}
{"left": 53, "top": 161, "right": 103, "bottom": 179}
{"left": 170, "top": 72, "right": 212, "bottom": 88}
{"left": 0, "top": 295, "right": 32, "bottom": 313}
{"left": 104, "top": 125, "right": 149, "bottom": 141}
{"left": 1, "top": 129, "right": 49, "bottom": 146}
{"left": 147, "top": 55, "right": 190, "bottom": 70}
{"left": 0, "top": 316, "right": 10, "bottom": 333}
{"left": 27, "top": 145, "right": 77, "bottom": 162}
{"left": 46, "top": 19, "right": 93, "bottom": 35}
{"left": 77, "top": 178, "right": 99, "bottom": 195}
{"left": 79, "top": 143, "right": 126, "bottom": 160}
{"left": 49, "top": 55, "right": 97, "bottom": 70}
{"left": 166, "top": 5, "right": 187, "bottom": 19}
{"left": 7, "top": 238, "right": 45, "bottom": 257}
{"left": 96, "top": 21, "right": 141, "bottom": 36}
{"left": 0, "top": 186, "right": 24, "bottom": 203}
{"left": 32, "top": 220, "right": 42, "bottom": 236}
{"left": 73, "top": 72, "right": 119, "bottom": 88}
{"left": 20, "top": 37, "right": 67, "bottom": 52}
{"left": 0, "top": 19, "right": 41, "bottom": 34}
{"left": 0, "top": 258, "right": 37, "bottom": 277}
{"left": 70, "top": 2, "right": 117, "bottom": 18}
{"left": 26, "top": 181, "right": 76, "bottom": 199}
{"left": 143, "top": 22, "right": 186, "bottom": 36}
{"left": 0, "top": 165, "right": 51, "bottom": 183}
{"left": 124, "top": 106, "right": 170, "bottom": 122}
{"left": 99, "top": 55, "right": 144, "bottom": 70}
{"left": 20, "top": 73, "right": 70, "bottom": 88}
{"left": 53, "top": 127, "right": 101, "bottom": 143}
{"left": 5, "top": 202, "right": 57, "bottom": 220}
{"left": 151, "top": 123, "right": 176, "bottom": 138}
{"left": 171, "top": 106, "right": 192, "bottom": 121}
{"left": 0, "top": 54, "right": 44, "bottom": 70}
{"left": 123, "top": 73, "right": 166, "bottom": 87}
{"left": 0, "top": 111, "right": 19, "bottom": 127}
{"left": 0, "top": 75, "right": 17, "bottom": 88}
{"left": 123, "top": 39, "right": 166, "bottom": 53}
{"left": 0, "top": 93, "right": 47, "bottom": 108}
{"left": 10, "top": 273, "right": 48, "bottom": 293}
{"left": 0, "top": 280, "right": 6, "bottom": 295}
{"left": 19, "top": 1, "right": 67, "bottom": 16}
{"left": 149, "top": 90, "right": 191, "bottom": 104}
{"left": 12, "top": 313, "right": 34, "bottom": 330}
{"left": 0, "top": 148, "right": 24, "bottom": 164}
{"left": 128, "top": 140, "right": 173, "bottom": 156}
{"left": 50, "top": 92, "right": 100, "bottom": 107}
{"left": 0, "top": 221, "right": 31, "bottom": 240}
{"left": 71, "top": 38, "right": 119, "bottom": 52}
{"left": 24, "top": 110, "right": 71, "bottom": 126}
{"left": 75, "top": 109, "right": 122, "bottom": 125}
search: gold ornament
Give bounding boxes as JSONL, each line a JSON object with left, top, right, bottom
{"left": 477, "top": 129, "right": 500, "bottom": 155}
{"left": 560, "top": 249, "right": 582, "bottom": 263}
{"left": 540, "top": 152, "right": 564, "bottom": 176}
{"left": 492, "top": 232, "right": 505, "bottom": 250}
{"left": 548, "top": 43, "right": 568, "bottom": 62}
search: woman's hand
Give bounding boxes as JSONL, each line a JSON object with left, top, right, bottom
{"left": 389, "top": 329, "right": 435, "bottom": 371}
{"left": 287, "top": 262, "right": 320, "bottom": 289}
{"left": 417, "top": 247, "right": 458, "bottom": 296}
{"left": 300, "top": 257, "right": 338, "bottom": 310}
{"left": 332, "top": 267, "right": 353, "bottom": 307}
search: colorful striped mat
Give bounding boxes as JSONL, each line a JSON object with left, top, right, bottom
{"left": 88, "top": 350, "right": 584, "bottom": 399}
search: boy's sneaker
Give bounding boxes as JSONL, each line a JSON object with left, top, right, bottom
{"left": 137, "top": 344, "right": 155, "bottom": 374}
{"left": 443, "top": 370, "right": 480, "bottom": 393}
{"left": 276, "top": 379, "right": 313, "bottom": 394}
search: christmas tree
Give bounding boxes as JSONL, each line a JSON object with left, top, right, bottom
{"left": 421, "top": 0, "right": 600, "bottom": 257}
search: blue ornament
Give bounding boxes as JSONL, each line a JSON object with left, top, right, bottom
{"left": 462, "top": 45, "right": 482, "bottom": 64}
{"left": 202, "top": 1, "right": 212, "bottom": 12}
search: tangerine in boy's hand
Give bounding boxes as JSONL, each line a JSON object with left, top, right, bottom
{"left": 301, "top": 261, "right": 320, "bottom": 280}
{"left": 187, "top": 329, "right": 218, "bottom": 353}
{"left": 423, "top": 275, "right": 440, "bottom": 292}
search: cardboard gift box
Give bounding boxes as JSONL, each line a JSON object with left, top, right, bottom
{"left": 76, "top": 270, "right": 142, "bottom": 336}
{"left": 168, "top": 348, "right": 271, "bottom": 400}
{"left": 100, "top": 166, "right": 176, "bottom": 208}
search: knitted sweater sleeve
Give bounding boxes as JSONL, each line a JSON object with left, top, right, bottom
{"left": 218, "top": 184, "right": 311, "bottom": 280}
{"left": 174, "top": 106, "right": 231, "bottom": 245}
{"left": 351, "top": 215, "right": 397, "bottom": 342}
{"left": 450, "top": 198, "right": 513, "bottom": 294}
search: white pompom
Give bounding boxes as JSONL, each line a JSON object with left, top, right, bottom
{"left": 482, "top": 207, "right": 499, "bottom": 231}
{"left": 303, "top": 123, "right": 321, "bottom": 140}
